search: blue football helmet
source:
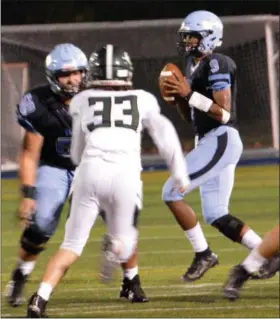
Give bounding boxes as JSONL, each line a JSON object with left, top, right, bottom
{"left": 178, "top": 11, "right": 223, "bottom": 56}
{"left": 45, "top": 43, "right": 88, "bottom": 98}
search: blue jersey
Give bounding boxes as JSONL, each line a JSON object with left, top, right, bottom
{"left": 185, "top": 52, "right": 237, "bottom": 137}
{"left": 16, "top": 85, "right": 75, "bottom": 170}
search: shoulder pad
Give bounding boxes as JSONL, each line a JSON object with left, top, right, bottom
{"left": 18, "top": 85, "right": 54, "bottom": 116}
{"left": 28, "top": 84, "right": 53, "bottom": 99}
{"left": 207, "top": 53, "right": 236, "bottom": 71}
{"left": 69, "top": 93, "right": 82, "bottom": 116}
{"left": 207, "top": 52, "right": 227, "bottom": 61}
{"left": 139, "top": 90, "right": 160, "bottom": 114}
{"left": 207, "top": 53, "right": 224, "bottom": 71}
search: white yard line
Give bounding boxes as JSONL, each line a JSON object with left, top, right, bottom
{"left": 2, "top": 281, "right": 278, "bottom": 317}
{"left": 52, "top": 304, "right": 279, "bottom": 315}
{"left": 59, "top": 279, "right": 278, "bottom": 293}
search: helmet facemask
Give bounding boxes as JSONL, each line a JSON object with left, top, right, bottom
{"left": 47, "top": 68, "right": 88, "bottom": 98}
{"left": 177, "top": 30, "right": 215, "bottom": 57}
{"left": 45, "top": 43, "right": 89, "bottom": 98}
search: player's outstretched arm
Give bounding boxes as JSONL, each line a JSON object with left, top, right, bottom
{"left": 143, "top": 109, "right": 190, "bottom": 191}
{"left": 69, "top": 96, "right": 86, "bottom": 165}
{"left": 70, "top": 115, "right": 85, "bottom": 165}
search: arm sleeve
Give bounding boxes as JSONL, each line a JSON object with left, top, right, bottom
{"left": 207, "top": 55, "right": 232, "bottom": 92}
{"left": 142, "top": 93, "right": 190, "bottom": 187}
{"left": 69, "top": 95, "right": 86, "bottom": 165}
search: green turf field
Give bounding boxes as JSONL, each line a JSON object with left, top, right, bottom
{"left": 1, "top": 165, "right": 279, "bottom": 318}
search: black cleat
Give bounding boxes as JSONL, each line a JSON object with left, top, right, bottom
{"left": 182, "top": 252, "right": 219, "bottom": 282}
{"left": 223, "top": 264, "right": 251, "bottom": 301}
{"left": 5, "top": 268, "right": 28, "bottom": 307}
{"left": 120, "top": 275, "right": 149, "bottom": 303}
{"left": 251, "top": 254, "right": 280, "bottom": 280}
{"left": 27, "top": 293, "right": 48, "bottom": 318}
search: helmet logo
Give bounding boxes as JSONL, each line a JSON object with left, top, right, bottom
{"left": 123, "top": 52, "right": 132, "bottom": 64}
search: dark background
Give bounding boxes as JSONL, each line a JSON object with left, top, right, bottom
{"left": 1, "top": 0, "right": 279, "bottom": 150}
{"left": 2, "top": 0, "right": 279, "bottom": 25}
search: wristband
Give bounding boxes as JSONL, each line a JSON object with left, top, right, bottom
{"left": 221, "top": 109, "right": 231, "bottom": 124}
{"left": 188, "top": 91, "right": 213, "bottom": 112}
{"left": 21, "top": 185, "right": 36, "bottom": 199}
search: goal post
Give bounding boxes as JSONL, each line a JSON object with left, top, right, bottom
{"left": 1, "top": 15, "right": 279, "bottom": 172}
{"left": 265, "top": 21, "right": 279, "bottom": 151}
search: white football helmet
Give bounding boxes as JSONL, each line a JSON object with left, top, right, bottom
{"left": 178, "top": 10, "right": 223, "bottom": 55}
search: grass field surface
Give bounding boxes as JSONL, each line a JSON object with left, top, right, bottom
{"left": 1, "top": 165, "right": 279, "bottom": 318}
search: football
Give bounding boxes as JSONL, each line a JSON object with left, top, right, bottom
{"left": 159, "top": 63, "right": 184, "bottom": 105}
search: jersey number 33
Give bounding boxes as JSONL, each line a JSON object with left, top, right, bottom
{"left": 86, "top": 95, "right": 140, "bottom": 132}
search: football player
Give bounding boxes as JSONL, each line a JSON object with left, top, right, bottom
{"left": 27, "top": 44, "right": 190, "bottom": 318}
{"left": 224, "top": 224, "right": 279, "bottom": 300}
{"left": 69, "top": 183, "right": 149, "bottom": 303}
{"left": 160, "top": 11, "right": 265, "bottom": 281}
{"left": 6, "top": 42, "right": 149, "bottom": 307}
{"left": 5, "top": 43, "right": 89, "bottom": 307}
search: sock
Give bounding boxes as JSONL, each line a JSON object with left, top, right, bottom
{"left": 124, "top": 266, "right": 138, "bottom": 280}
{"left": 17, "top": 259, "right": 36, "bottom": 276}
{"left": 195, "top": 247, "right": 212, "bottom": 258}
{"left": 37, "top": 282, "right": 53, "bottom": 301}
{"left": 185, "top": 222, "right": 209, "bottom": 253}
{"left": 241, "top": 229, "right": 262, "bottom": 250}
{"left": 242, "top": 247, "right": 267, "bottom": 274}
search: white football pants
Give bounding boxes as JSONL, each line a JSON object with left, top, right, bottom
{"left": 61, "top": 157, "right": 141, "bottom": 261}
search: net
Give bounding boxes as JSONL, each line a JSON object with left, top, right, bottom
{"left": 1, "top": 62, "right": 28, "bottom": 170}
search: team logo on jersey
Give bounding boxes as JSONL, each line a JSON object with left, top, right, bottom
{"left": 19, "top": 93, "right": 36, "bottom": 116}
{"left": 209, "top": 59, "right": 219, "bottom": 73}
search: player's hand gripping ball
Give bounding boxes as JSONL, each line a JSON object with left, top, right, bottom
{"left": 159, "top": 63, "right": 191, "bottom": 105}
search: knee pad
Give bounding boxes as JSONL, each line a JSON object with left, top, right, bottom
{"left": 20, "top": 224, "right": 51, "bottom": 255}
{"left": 211, "top": 214, "right": 245, "bottom": 242}
{"left": 115, "top": 232, "right": 138, "bottom": 263}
